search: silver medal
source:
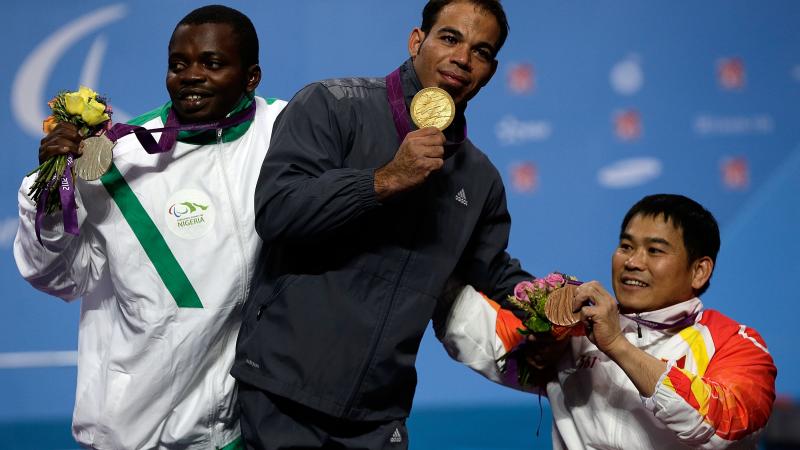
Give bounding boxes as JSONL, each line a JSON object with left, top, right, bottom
{"left": 75, "top": 135, "right": 114, "bottom": 181}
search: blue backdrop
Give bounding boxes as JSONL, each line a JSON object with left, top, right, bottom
{"left": 2, "top": 0, "right": 798, "bottom": 447}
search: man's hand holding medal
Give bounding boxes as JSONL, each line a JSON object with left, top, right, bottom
{"left": 29, "top": 86, "right": 114, "bottom": 243}
{"left": 374, "top": 85, "right": 456, "bottom": 201}
{"left": 32, "top": 86, "right": 113, "bottom": 209}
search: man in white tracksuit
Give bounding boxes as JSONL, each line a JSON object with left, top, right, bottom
{"left": 14, "top": 6, "right": 285, "bottom": 449}
{"left": 438, "top": 194, "right": 776, "bottom": 449}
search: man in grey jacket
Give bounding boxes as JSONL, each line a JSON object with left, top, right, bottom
{"left": 233, "top": 1, "right": 531, "bottom": 448}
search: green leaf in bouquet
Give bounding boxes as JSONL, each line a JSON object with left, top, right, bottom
{"left": 534, "top": 293, "right": 548, "bottom": 317}
{"left": 525, "top": 315, "right": 551, "bottom": 333}
{"left": 506, "top": 294, "right": 537, "bottom": 316}
{"left": 519, "top": 369, "right": 531, "bottom": 388}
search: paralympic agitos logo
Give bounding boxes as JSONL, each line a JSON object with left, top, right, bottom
{"left": 168, "top": 202, "right": 209, "bottom": 219}
{"left": 11, "top": 4, "right": 130, "bottom": 137}
{"left": 164, "top": 189, "right": 216, "bottom": 240}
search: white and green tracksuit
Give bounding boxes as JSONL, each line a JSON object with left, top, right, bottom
{"left": 14, "top": 96, "right": 286, "bottom": 449}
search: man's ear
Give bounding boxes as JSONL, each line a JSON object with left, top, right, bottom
{"left": 408, "top": 28, "right": 425, "bottom": 57}
{"left": 245, "top": 64, "right": 262, "bottom": 93}
{"left": 481, "top": 59, "right": 498, "bottom": 87}
{"left": 690, "top": 256, "right": 714, "bottom": 291}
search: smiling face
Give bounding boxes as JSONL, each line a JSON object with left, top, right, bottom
{"left": 409, "top": 1, "right": 500, "bottom": 106}
{"left": 166, "top": 23, "right": 260, "bottom": 123}
{"left": 611, "top": 214, "right": 712, "bottom": 314}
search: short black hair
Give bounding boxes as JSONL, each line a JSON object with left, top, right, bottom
{"left": 173, "top": 5, "right": 258, "bottom": 68}
{"left": 420, "top": 0, "right": 509, "bottom": 55}
{"left": 621, "top": 194, "right": 720, "bottom": 296}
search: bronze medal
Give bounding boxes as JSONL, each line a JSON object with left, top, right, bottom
{"left": 410, "top": 87, "right": 456, "bottom": 131}
{"left": 75, "top": 135, "right": 114, "bottom": 181}
{"left": 544, "top": 284, "right": 581, "bottom": 327}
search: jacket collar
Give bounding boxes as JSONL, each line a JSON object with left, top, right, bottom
{"left": 620, "top": 297, "right": 704, "bottom": 332}
{"left": 157, "top": 93, "right": 256, "bottom": 145}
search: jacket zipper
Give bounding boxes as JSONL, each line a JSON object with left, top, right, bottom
{"left": 342, "top": 249, "right": 414, "bottom": 414}
{"left": 636, "top": 313, "right": 642, "bottom": 339}
{"left": 215, "top": 128, "right": 248, "bottom": 305}
{"left": 211, "top": 127, "right": 249, "bottom": 435}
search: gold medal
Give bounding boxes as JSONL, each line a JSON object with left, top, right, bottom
{"left": 544, "top": 284, "right": 581, "bottom": 327}
{"left": 410, "top": 87, "right": 456, "bottom": 131}
{"left": 75, "top": 135, "right": 114, "bottom": 181}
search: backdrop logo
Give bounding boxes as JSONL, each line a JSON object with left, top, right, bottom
{"left": 507, "top": 63, "right": 535, "bottom": 94}
{"left": 610, "top": 55, "right": 643, "bottom": 96}
{"left": 495, "top": 115, "right": 552, "bottom": 145}
{"left": 721, "top": 156, "right": 749, "bottom": 190}
{"left": 164, "top": 189, "right": 215, "bottom": 240}
{"left": 11, "top": 4, "right": 129, "bottom": 137}
{"left": 509, "top": 162, "right": 538, "bottom": 193}
{"left": 598, "top": 157, "right": 661, "bottom": 188}
{"left": 717, "top": 57, "right": 745, "bottom": 90}
{"left": 693, "top": 114, "right": 774, "bottom": 136}
{"left": 613, "top": 109, "right": 642, "bottom": 141}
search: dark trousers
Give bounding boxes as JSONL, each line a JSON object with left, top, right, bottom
{"left": 238, "top": 382, "right": 409, "bottom": 450}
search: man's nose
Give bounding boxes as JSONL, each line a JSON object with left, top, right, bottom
{"left": 180, "top": 63, "right": 206, "bottom": 83}
{"left": 625, "top": 249, "right": 646, "bottom": 269}
{"left": 450, "top": 45, "right": 471, "bottom": 69}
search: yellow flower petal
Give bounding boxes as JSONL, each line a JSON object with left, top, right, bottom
{"left": 78, "top": 86, "right": 97, "bottom": 102}
{"left": 81, "top": 98, "right": 109, "bottom": 126}
{"left": 64, "top": 92, "right": 85, "bottom": 115}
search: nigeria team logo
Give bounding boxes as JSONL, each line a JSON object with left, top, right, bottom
{"left": 164, "top": 189, "right": 216, "bottom": 239}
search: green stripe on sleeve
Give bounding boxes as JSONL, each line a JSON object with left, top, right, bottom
{"left": 217, "top": 437, "right": 244, "bottom": 450}
{"left": 100, "top": 163, "right": 203, "bottom": 308}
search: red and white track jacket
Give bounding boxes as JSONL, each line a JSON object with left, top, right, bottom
{"left": 439, "top": 285, "right": 777, "bottom": 449}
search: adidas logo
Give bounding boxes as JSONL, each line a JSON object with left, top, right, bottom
{"left": 455, "top": 188, "right": 468, "bottom": 206}
{"left": 390, "top": 428, "right": 402, "bottom": 444}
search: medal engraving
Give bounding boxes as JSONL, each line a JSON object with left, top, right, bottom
{"left": 410, "top": 87, "right": 456, "bottom": 131}
{"left": 544, "top": 284, "right": 581, "bottom": 327}
{"left": 75, "top": 136, "right": 114, "bottom": 181}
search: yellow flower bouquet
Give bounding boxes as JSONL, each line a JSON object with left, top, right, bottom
{"left": 29, "top": 86, "right": 112, "bottom": 215}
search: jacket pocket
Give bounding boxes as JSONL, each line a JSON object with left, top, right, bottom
{"left": 253, "top": 273, "right": 298, "bottom": 321}
{"left": 242, "top": 267, "right": 392, "bottom": 407}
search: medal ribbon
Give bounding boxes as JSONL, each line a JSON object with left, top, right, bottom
{"left": 385, "top": 67, "right": 466, "bottom": 146}
{"left": 33, "top": 102, "right": 256, "bottom": 244}
{"left": 386, "top": 68, "right": 411, "bottom": 144}
{"left": 623, "top": 312, "right": 699, "bottom": 331}
{"left": 34, "top": 154, "right": 78, "bottom": 244}
{"left": 104, "top": 100, "right": 256, "bottom": 151}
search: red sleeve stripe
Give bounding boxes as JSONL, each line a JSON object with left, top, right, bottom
{"left": 663, "top": 367, "right": 702, "bottom": 411}
{"left": 478, "top": 293, "right": 524, "bottom": 352}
